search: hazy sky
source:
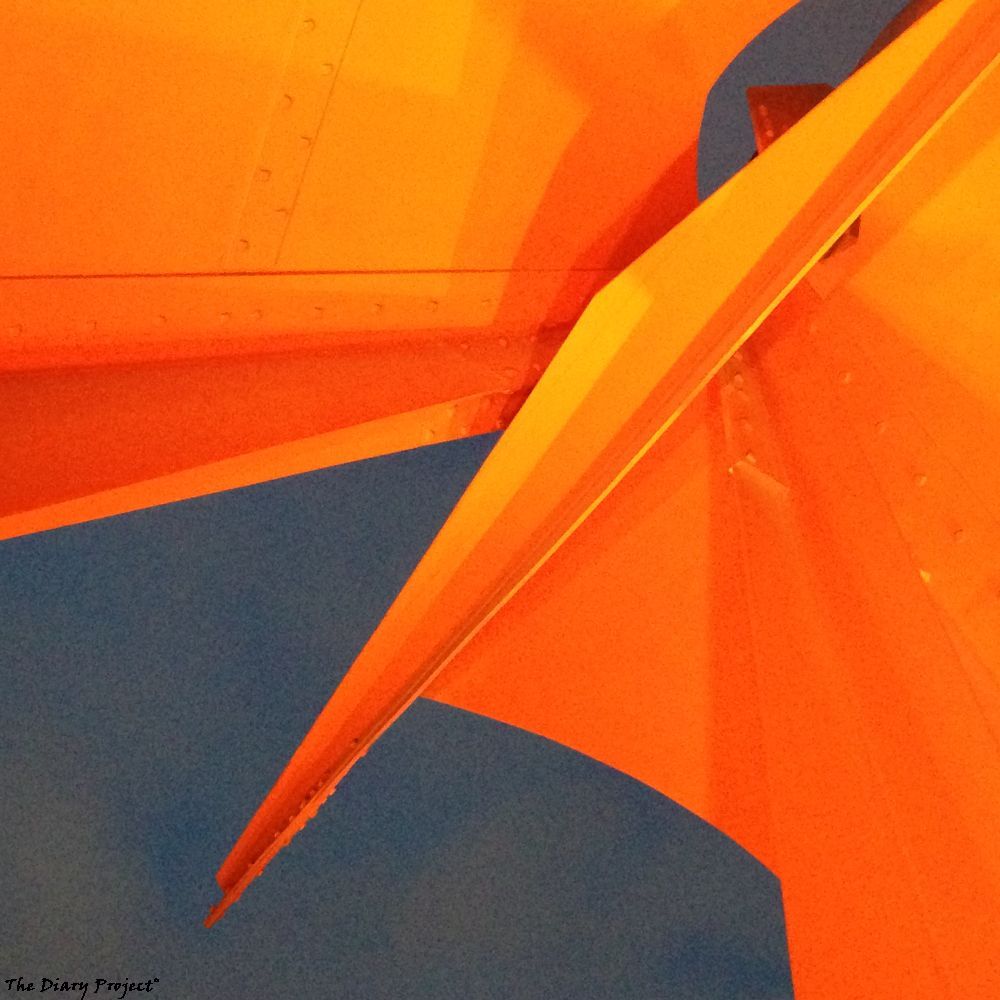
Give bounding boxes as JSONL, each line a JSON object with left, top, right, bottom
{"left": 2, "top": 1, "right": 912, "bottom": 997}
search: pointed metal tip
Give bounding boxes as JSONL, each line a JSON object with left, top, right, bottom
{"left": 204, "top": 893, "right": 237, "bottom": 929}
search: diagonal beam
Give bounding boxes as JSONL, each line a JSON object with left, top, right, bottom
{"left": 0, "top": 269, "right": 584, "bottom": 535}
{"left": 207, "top": 0, "right": 1000, "bottom": 925}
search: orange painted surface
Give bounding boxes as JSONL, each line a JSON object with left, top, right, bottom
{"left": 2, "top": 0, "right": 796, "bottom": 536}
{"left": 0, "top": 392, "right": 512, "bottom": 542}
{"left": 0, "top": 0, "right": 795, "bottom": 277}
{"left": 434, "top": 34, "right": 1000, "bottom": 996}
{"left": 6, "top": 0, "right": 1000, "bottom": 995}
{"left": 0, "top": 315, "right": 568, "bottom": 537}
{"left": 206, "top": 10, "right": 1000, "bottom": 999}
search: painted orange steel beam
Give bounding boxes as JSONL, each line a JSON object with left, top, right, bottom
{"left": 208, "top": 0, "right": 1000, "bottom": 947}
{"left": 0, "top": 270, "right": 584, "bottom": 539}
{"left": 739, "top": 295, "right": 1000, "bottom": 998}
{"left": 437, "top": 37, "right": 1000, "bottom": 998}
{"left": 2, "top": 0, "right": 798, "bottom": 537}
{"left": 0, "top": 392, "right": 513, "bottom": 542}
{"left": 0, "top": 270, "right": 602, "bottom": 373}
{"left": 1, "top": 0, "right": 796, "bottom": 278}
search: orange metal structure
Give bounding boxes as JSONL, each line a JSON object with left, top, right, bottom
{"left": 1, "top": 0, "right": 800, "bottom": 538}
{"left": 4, "top": 0, "right": 999, "bottom": 995}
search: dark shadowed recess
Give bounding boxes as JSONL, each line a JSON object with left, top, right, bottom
{"left": 699, "top": 0, "right": 917, "bottom": 197}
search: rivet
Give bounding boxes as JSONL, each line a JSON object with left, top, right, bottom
{"left": 313, "top": 306, "right": 324, "bottom": 317}
{"left": 257, "top": 168, "right": 272, "bottom": 182}
{"left": 423, "top": 428, "right": 436, "bottom": 443}
{"left": 302, "top": 18, "right": 317, "bottom": 33}
{"left": 320, "top": 62, "right": 335, "bottom": 76}
{"left": 531, "top": 362, "right": 542, "bottom": 373}
{"left": 299, "top": 135, "right": 313, "bottom": 148}
{"left": 498, "top": 336, "right": 509, "bottom": 348}
{"left": 238, "top": 238, "right": 250, "bottom": 251}
{"left": 5, "top": 323, "right": 24, "bottom": 335}
{"left": 741, "top": 420, "right": 753, "bottom": 436}
{"left": 275, "top": 207, "right": 290, "bottom": 216}
{"left": 154, "top": 315, "right": 167, "bottom": 326}
{"left": 459, "top": 342, "right": 470, "bottom": 352}
{"left": 219, "top": 312, "right": 232, "bottom": 323}
{"left": 732, "top": 373, "right": 745, "bottom": 389}
{"left": 875, "top": 419, "right": 888, "bottom": 436}
{"left": 280, "top": 94, "right": 294, "bottom": 110}
{"left": 838, "top": 370, "right": 853, "bottom": 385}
{"left": 251, "top": 309, "right": 263, "bottom": 321}
{"left": 918, "top": 568, "right": 932, "bottom": 584}
{"left": 953, "top": 528, "right": 966, "bottom": 544}
{"left": 82, "top": 319, "right": 97, "bottom": 333}
{"left": 372, "top": 302, "right": 384, "bottom": 314}
{"left": 428, "top": 299, "right": 439, "bottom": 312}
{"left": 745, "top": 451, "right": 757, "bottom": 465}
{"left": 914, "top": 473, "right": 928, "bottom": 487}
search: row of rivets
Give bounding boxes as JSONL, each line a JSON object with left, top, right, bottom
{"left": 230, "top": 5, "right": 363, "bottom": 269}
{"left": 1, "top": 294, "right": 505, "bottom": 338}
{"left": 719, "top": 349, "right": 787, "bottom": 484}
{"left": 823, "top": 315, "right": 1000, "bottom": 644}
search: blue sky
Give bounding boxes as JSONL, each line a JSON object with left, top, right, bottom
{"left": 1, "top": 439, "right": 791, "bottom": 998}
{"left": 2, "top": 1, "right": 912, "bottom": 996}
